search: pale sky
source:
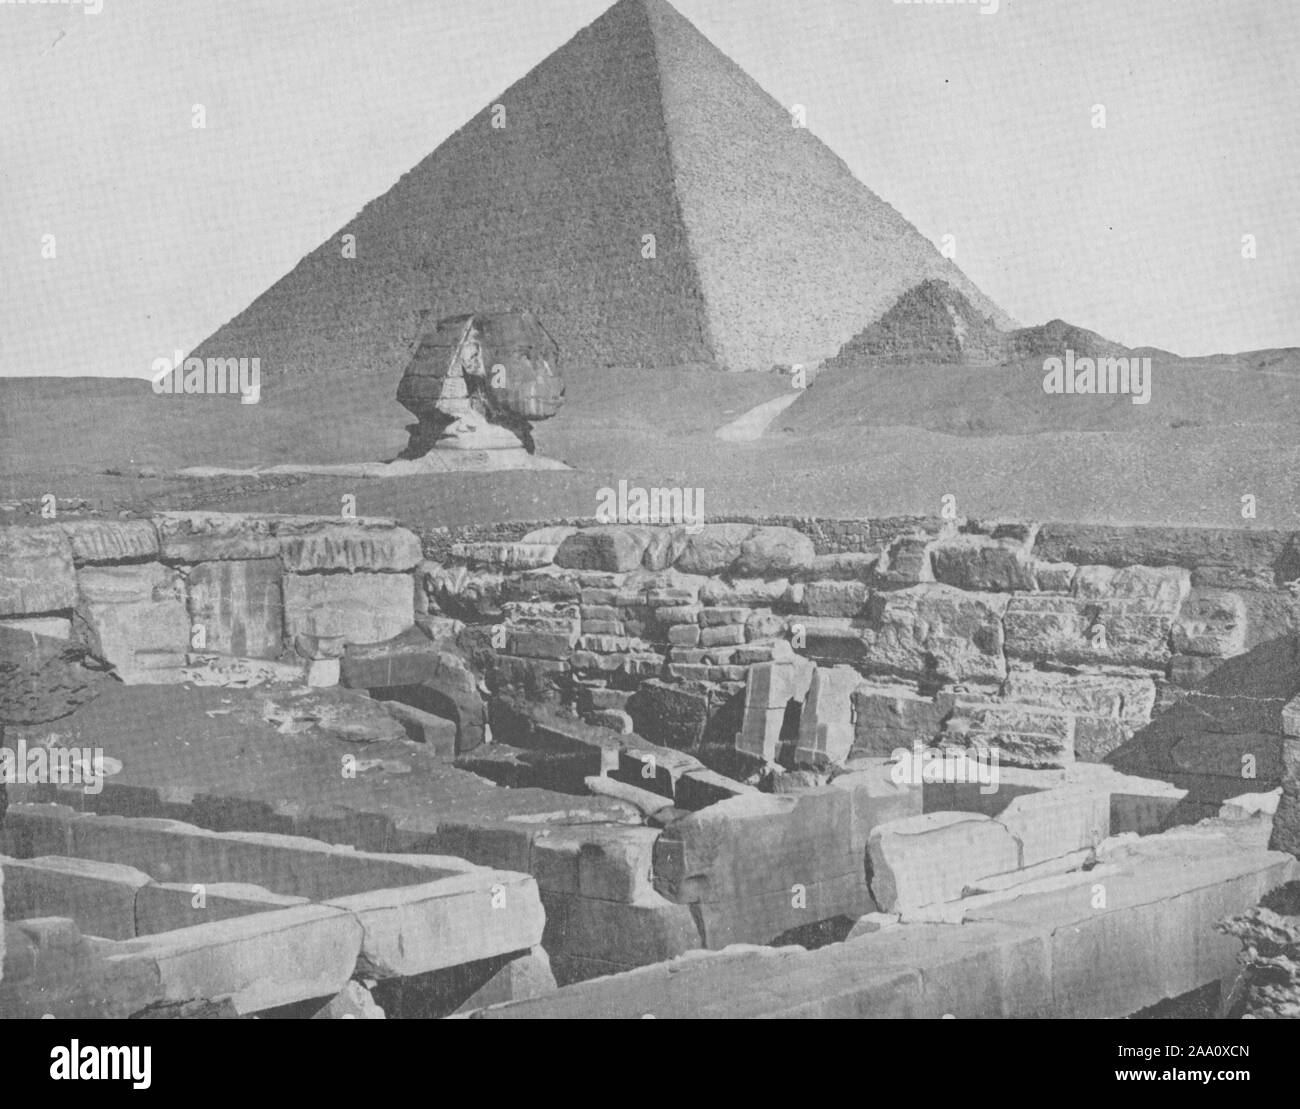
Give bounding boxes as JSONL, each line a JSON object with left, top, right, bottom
{"left": 2, "top": 0, "right": 1297, "bottom": 378}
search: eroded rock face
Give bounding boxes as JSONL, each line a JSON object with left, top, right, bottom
{"left": 1217, "top": 882, "right": 1300, "bottom": 1018}
{"left": 397, "top": 311, "right": 565, "bottom": 456}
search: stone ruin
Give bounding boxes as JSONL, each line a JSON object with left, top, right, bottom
{"left": 397, "top": 311, "right": 565, "bottom": 462}
{"left": 1, "top": 512, "right": 1298, "bottom": 1017}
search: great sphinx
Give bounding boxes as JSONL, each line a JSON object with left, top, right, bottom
{"left": 397, "top": 310, "right": 566, "bottom": 458}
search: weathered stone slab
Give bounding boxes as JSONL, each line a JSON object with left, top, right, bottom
{"left": 1, "top": 855, "right": 152, "bottom": 940}
{"left": 1034, "top": 523, "right": 1295, "bottom": 589}
{"left": 654, "top": 790, "right": 859, "bottom": 905}
{"left": 931, "top": 540, "right": 1037, "bottom": 592}
{"left": 992, "top": 786, "right": 1110, "bottom": 867}
{"left": 531, "top": 825, "right": 658, "bottom": 902}
{"left": 1004, "top": 595, "right": 1175, "bottom": 668}
{"left": 155, "top": 512, "right": 280, "bottom": 561}
{"left": 187, "top": 558, "right": 283, "bottom": 659}
{"left": 555, "top": 528, "right": 652, "bottom": 573}
{"left": 135, "top": 881, "right": 309, "bottom": 935}
{"left": 325, "top": 870, "right": 545, "bottom": 978}
{"left": 0, "top": 527, "right": 76, "bottom": 617}
{"left": 282, "top": 572, "right": 414, "bottom": 645}
{"left": 851, "top": 682, "right": 945, "bottom": 756}
{"left": 1000, "top": 665, "right": 1156, "bottom": 727}
{"left": 1072, "top": 564, "right": 1191, "bottom": 606}
{"left": 942, "top": 700, "right": 1075, "bottom": 770}
{"left": 450, "top": 542, "right": 558, "bottom": 570}
{"left": 276, "top": 521, "right": 422, "bottom": 573}
{"left": 735, "top": 527, "right": 816, "bottom": 576}
{"left": 802, "top": 580, "right": 869, "bottom": 617}
{"left": 61, "top": 519, "right": 159, "bottom": 564}
{"left": 861, "top": 586, "right": 1009, "bottom": 683}
{"left": 676, "top": 524, "right": 757, "bottom": 575}
{"left": 112, "top": 904, "right": 363, "bottom": 1015}
{"left": 866, "top": 812, "right": 1020, "bottom": 912}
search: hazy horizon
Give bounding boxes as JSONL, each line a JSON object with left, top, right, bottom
{"left": 2, "top": 0, "right": 1297, "bottom": 379}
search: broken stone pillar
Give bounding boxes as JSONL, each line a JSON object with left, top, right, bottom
{"left": 737, "top": 658, "right": 814, "bottom": 762}
{"left": 793, "top": 666, "right": 859, "bottom": 768}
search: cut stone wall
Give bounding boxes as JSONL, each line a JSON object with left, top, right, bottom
{"left": 416, "top": 516, "right": 1299, "bottom": 807}
{"left": 0, "top": 513, "right": 421, "bottom": 687}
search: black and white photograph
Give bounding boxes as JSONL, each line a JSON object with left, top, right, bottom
{"left": 1, "top": 0, "right": 1297, "bottom": 1068}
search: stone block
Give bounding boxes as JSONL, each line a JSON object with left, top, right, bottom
{"left": 282, "top": 572, "right": 414, "bottom": 645}
{"left": 942, "top": 701, "right": 1075, "bottom": 770}
{"left": 186, "top": 558, "right": 283, "bottom": 658}
{"left": 277, "top": 522, "right": 423, "bottom": 573}
{"left": 735, "top": 527, "right": 816, "bottom": 576}
{"left": 325, "top": 871, "right": 545, "bottom": 979}
{"left": 866, "top": 812, "right": 1021, "bottom": 912}
{"left": 793, "top": 666, "right": 859, "bottom": 768}
{"left": 135, "top": 882, "right": 309, "bottom": 935}
{"left": 862, "top": 586, "right": 1010, "bottom": 683}
{"left": 1004, "top": 595, "right": 1175, "bottom": 668}
{"left": 851, "top": 682, "right": 945, "bottom": 757}
{"left": 675, "top": 524, "right": 756, "bottom": 575}
{"left": 0, "top": 527, "right": 77, "bottom": 617}
{"left": 555, "top": 529, "right": 650, "bottom": 573}
{"left": 931, "top": 541, "right": 1037, "bottom": 592}
{"left": 802, "top": 580, "right": 870, "bottom": 617}
{"left": 155, "top": 512, "right": 280, "bottom": 561}
{"left": 61, "top": 519, "right": 159, "bottom": 564}
{"left": 1, "top": 856, "right": 152, "bottom": 941}
{"left": 113, "top": 904, "right": 362, "bottom": 1015}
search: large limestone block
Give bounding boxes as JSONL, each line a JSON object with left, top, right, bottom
{"left": 802, "top": 580, "right": 869, "bottom": 618}
{"left": 735, "top": 527, "right": 816, "bottom": 576}
{"left": 1001, "top": 665, "right": 1156, "bottom": 728}
{"left": 449, "top": 542, "right": 558, "bottom": 571}
{"left": 186, "top": 558, "right": 283, "bottom": 658}
{"left": 930, "top": 540, "right": 1037, "bottom": 592}
{"left": 676, "top": 524, "right": 757, "bottom": 575}
{"left": 866, "top": 812, "right": 1021, "bottom": 912}
{"left": 992, "top": 786, "right": 1110, "bottom": 867}
{"left": 1004, "top": 595, "right": 1175, "bottom": 668}
{"left": 862, "top": 586, "right": 1010, "bottom": 683}
{"left": 112, "top": 904, "right": 363, "bottom": 1015}
{"left": 1033, "top": 523, "right": 1294, "bottom": 591}
{"left": 155, "top": 512, "right": 280, "bottom": 561}
{"left": 277, "top": 521, "right": 423, "bottom": 573}
{"left": 60, "top": 519, "right": 159, "bottom": 564}
{"left": 531, "top": 824, "right": 659, "bottom": 902}
{"left": 1, "top": 855, "right": 152, "bottom": 941}
{"left": 653, "top": 789, "right": 860, "bottom": 904}
{"left": 851, "top": 682, "right": 945, "bottom": 756}
{"left": 555, "top": 528, "right": 651, "bottom": 572}
{"left": 282, "top": 572, "right": 414, "bottom": 645}
{"left": 1072, "top": 564, "right": 1191, "bottom": 607}
{"left": 0, "top": 527, "right": 76, "bottom": 617}
{"left": 324, "top": 870, "right": 545, "bottom": 978}
{"left": 74, "top": 567, "right": 191, "bottom": 681}
{"left": 942, "top": 701, "right": 1075, "bottom": 770}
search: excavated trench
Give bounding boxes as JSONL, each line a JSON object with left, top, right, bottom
{"left": 1, "top": 510, "right": 1298, "bottom": 1017}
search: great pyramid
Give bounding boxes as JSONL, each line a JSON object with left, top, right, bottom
{"left": 194, "top": 0, "right": 1013, "bottom": 379}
